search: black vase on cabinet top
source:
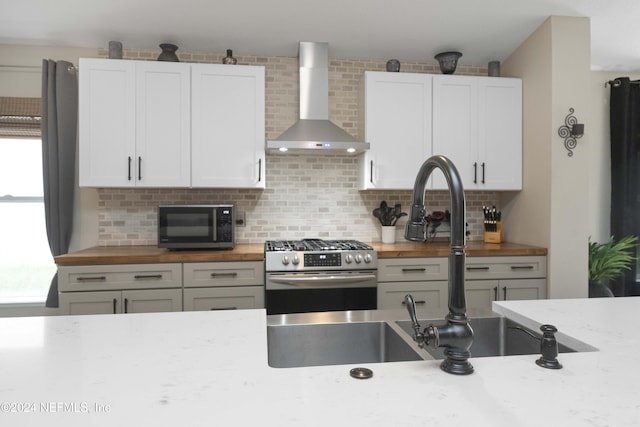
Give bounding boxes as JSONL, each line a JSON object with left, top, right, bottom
{"left": 223, "top": 49, "right": 237, "bottom": 65}
{"left": 157, "top": 43, "right": 180, "bottom": 62}
{"left": 435, "top": 51, "right": 462, "bottom": 74}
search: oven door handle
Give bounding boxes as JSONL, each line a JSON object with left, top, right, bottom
{"left": 268, "top": 274, "right": 377, "bottom": 288}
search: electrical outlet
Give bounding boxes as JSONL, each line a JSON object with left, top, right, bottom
{"left": 236, "top": 210, "right": 246, "bottom": 227}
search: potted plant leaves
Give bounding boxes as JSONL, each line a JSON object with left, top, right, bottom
{"left": 588, "top": 235, "right": 639, "bottom": 297}
{"left": 372, "top": 201, "right": 407, "bottom": 243}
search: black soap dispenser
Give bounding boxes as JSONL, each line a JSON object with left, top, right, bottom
{"left": 222, "top": 49, "right": 237, "bottom": 65}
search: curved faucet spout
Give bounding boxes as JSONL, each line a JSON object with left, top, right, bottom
{"left": 404, "top": 155, "right": 473, "bottom": 375}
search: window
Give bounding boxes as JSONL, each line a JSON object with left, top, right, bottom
{"left": 0, "top": 97, "right": 53, "bottom": 303}
{"left": 0, "top": 137, "right": 55, "bottom": 303}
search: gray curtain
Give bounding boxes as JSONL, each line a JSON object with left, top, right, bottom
{"left": 41, "top": 60, "right": 78, "bottom": 307}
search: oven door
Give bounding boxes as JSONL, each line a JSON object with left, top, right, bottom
{"left": 265, "top": 270, "right": 377, "bottom": 315}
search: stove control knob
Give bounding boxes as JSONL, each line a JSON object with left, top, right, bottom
{"left": 345, "top": 254, "right": 353, "bottom": 264}
{"left": 364, "top": 254, "right": 372, "bottom": 263}
{"left": 292, "top": 255, "right": 300, "bottom": 265}
{"left": 282, "top": 256, "right": 290, "bottom": 265}
{"left": 355, "top": 254, "right": 363, "bottom": 264}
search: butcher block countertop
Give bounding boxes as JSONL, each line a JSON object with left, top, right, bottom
{"left": 55, "top": 242, "right": 546, "bottom": 266}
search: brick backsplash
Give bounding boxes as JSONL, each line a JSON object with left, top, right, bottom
{"left": 95, "top": 48, "right": 498, "bottom": 245}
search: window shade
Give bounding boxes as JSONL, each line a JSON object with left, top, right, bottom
{"left": 0, "top": 97, "right": 41, "bottom": 138}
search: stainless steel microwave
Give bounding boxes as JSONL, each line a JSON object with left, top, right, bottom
{"left": 158, "top": 205, "right": 235, "bottom": 250}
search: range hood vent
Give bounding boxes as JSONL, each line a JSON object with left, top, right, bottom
{"left": 267, "top": 42, "right": 369, "bottom": 154}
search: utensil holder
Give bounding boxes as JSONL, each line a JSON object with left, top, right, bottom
{"left": 484, "top": 221, "right": 503, "bottom": 244}
{"left": 381, "top": 226, "right": 396, "bottom": 244}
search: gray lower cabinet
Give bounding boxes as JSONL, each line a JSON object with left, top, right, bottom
{"left": 57, "top": 260, "right": 265, "bottom": 315}
{"left": 377, "top": 258, "right": 448, "bottom": 314}
{"left": 58, "top": 263, "right": 183, "bottom": 315}
{"left": 182, "top": 261, "right": 265, "bottom": 311}
{"left": 464, "top": 256, "right": 547, "bottom": 311}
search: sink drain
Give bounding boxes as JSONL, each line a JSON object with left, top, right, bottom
{"left": 349, "top": 367, "right": 373, "bottom": 379}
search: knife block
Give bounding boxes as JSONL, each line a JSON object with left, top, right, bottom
{"left": 484, "top": 221, "right": 503, "bottom": 244}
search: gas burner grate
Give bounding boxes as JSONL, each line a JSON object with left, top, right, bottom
{"left": 265, "top": 239, "right": 373, "bottom": 252}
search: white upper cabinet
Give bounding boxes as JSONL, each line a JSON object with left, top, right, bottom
{"left": 360, "top": 71, "right": 432, "bottom": 190}
{"left": 79, "top": 59, "right": 136, "bottom": 187}
{"left": 360, "top": 71, "right": 522, "bottom": 191}
{"left": 432, "top": 75, "right": 522, "bottom": 190}
{"left": 135, "top": 62, "right": 191, "bottom": 187}
{"left": 191, "top": 64, "right": 265, "bottom": 189}
{"left": 79, "top": 58, "right": 265, "bottom": 189}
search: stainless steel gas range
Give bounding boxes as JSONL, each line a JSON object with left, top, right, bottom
{"left": 264, "top": 239, "right": 378, "bottom": 315}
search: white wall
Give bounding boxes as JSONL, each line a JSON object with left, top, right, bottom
{"left": 501, "top": 16, "right": 591, "bottom": 299}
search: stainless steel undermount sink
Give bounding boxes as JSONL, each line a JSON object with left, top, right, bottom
{"left": 267, "top": 321, "right": 422, "bottom": 368}
{"left": 266, "top": 311, "right": 596, "bottom": 369}
{"left": 396, "top": 316, "right": 594, "bottom": 359}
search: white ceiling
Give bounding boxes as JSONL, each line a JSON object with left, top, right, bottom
{"left": 2, "top": 0, "right": 639, "bottom": 71}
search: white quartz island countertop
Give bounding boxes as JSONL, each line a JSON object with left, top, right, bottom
{"left": 1, "top": 297, "right": 639, "bottom": 426}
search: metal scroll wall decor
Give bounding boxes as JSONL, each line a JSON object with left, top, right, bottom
{"left": 558, "top": 107, "right": 584, "bottom": 157}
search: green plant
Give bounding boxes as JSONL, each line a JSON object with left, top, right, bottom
{"left": 588, "top": 235, "right": 639, "bottom": 281}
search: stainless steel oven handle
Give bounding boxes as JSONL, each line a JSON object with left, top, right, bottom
{"left": 268, "top": 274, "right": 377, "bottom": 287}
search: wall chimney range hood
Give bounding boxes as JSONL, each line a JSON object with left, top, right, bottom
{"left": 267, "top": 42, "right": 369, "bottom": 154}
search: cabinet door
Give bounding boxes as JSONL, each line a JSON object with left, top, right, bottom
{"left": 183, "top": 286, "right": 265, "bottom": 311}
{"left": 135, "top": 62, "right": 191, "bottom": 187}
{"left": 360, "top": 72, "right": 431, "bottom": 190}
{"left": 431, "top": 75, "right": 478, "bottom": 189}
{"left": 122, "top": 289, "right": 183, "bottom": 313}
{"left": 377, "top": 281, "right": 448, "bottom": 314}
{"left": 191, "top": 64, "right": 265, "bottom": 188}
{"left": 500, "top": 279, "right": 546, "bottom": 301}
{"left": 79, "top": 58, "right": 135, "bottom": 187}
{"left": 478, "top": 78, "right": 522, "bottom": 190}
{"left": 465, "top": 280, "right": 499, "bottom": 312}
{"left": 59, "top": 291, "right": 122, "bottom": 315}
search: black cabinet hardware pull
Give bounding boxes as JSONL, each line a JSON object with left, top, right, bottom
{"left": 128, "top": 157, "right": 132, "bottom": 180}
{"left": 503, "top": 286, "right": 507, "bottom": 300}
{"left": 210, "top": 307, "right": 238, "bottom": 311}
{"left": 370, "top": 160, "right": 374, "bottom": 183}
{"left": 76, "top": 276, "right": 107, "bottom": 282}
{"left": 124, "top": 298, "right": 129, "bottom": 313}
{"left": 466, "top": 266, "right": 490, "bottom": 271}
{"left": 511, "top": 265, "right": 535, "bottom": 270}
{"left": 134, "top": 274, "right": 163, "bottom": 280}
{"left": 473, "top": 162, "right": 478, "bottom": 183}
{"left": 210, "top": 272, "right": 239, "bottom": 278}
{"left": 401, "top": 268, "right": 426, "bottom": 273}
{"left": 258, "top": 158, "right": 262, "bottom": 182}
{"left": 138, "top": 156, "right": 142, "bottom": 180}
{"left": 481, "top": 162, "right": 486, "bottom": 184}
{"left": 112, "top": 298, "right": 117, "bottom": 314}
{"left": 493, "top": 286, "right": 498, "bottom": 301}
{"left": 402, "top": 300, "right": 426, "bottom": 306}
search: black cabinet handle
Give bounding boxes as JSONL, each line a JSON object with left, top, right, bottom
{"left": 466, "top": 266, "right": 490, "bottom": 271}
{"left": 401, "top": 268, "right": 426, "bottom": 273}
{"left": 124, "top": 298, "right": 129, "bottom": 313}
{"left": 473, "top": 162, "right": 478, "bottom": 184}
{"left": 134, "top": 274, "right": 163, "bottom": 280}
{"left": 493, "top": 286, "right": 498, "bottom": 301}
{"left": 210, "top": 272, "right": 239, "bottom": 278}
{"left": 511, "top": 265, "right": 535, "bottom": 270}
{"left": 76, "top": 276, "right": 107, "bottom": 282}
{"left": 112, "top": 298, "right": 117, "bottom": 314}
{"left": 258, "top": 158, "right": 262, "bottom": 182}
{"left": 210, "top": 307, "right": 238, "bottom": 311}
{"left": 370, "top": 160, "right": 374, "bottom": 183}
{"left": 138, "top": 156, "right": 142, "bottom": 180}
{"left": 128, "top": 157, "right": 132, "bottom": 181}
{"left": 402, "top": 300, "right": 426, "bottom": 306}
{"left": 481, "top": 162, "right": 485, "bottom": 184}
{"left": 503, "top": 286, "right": 507, "bottom": 300}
